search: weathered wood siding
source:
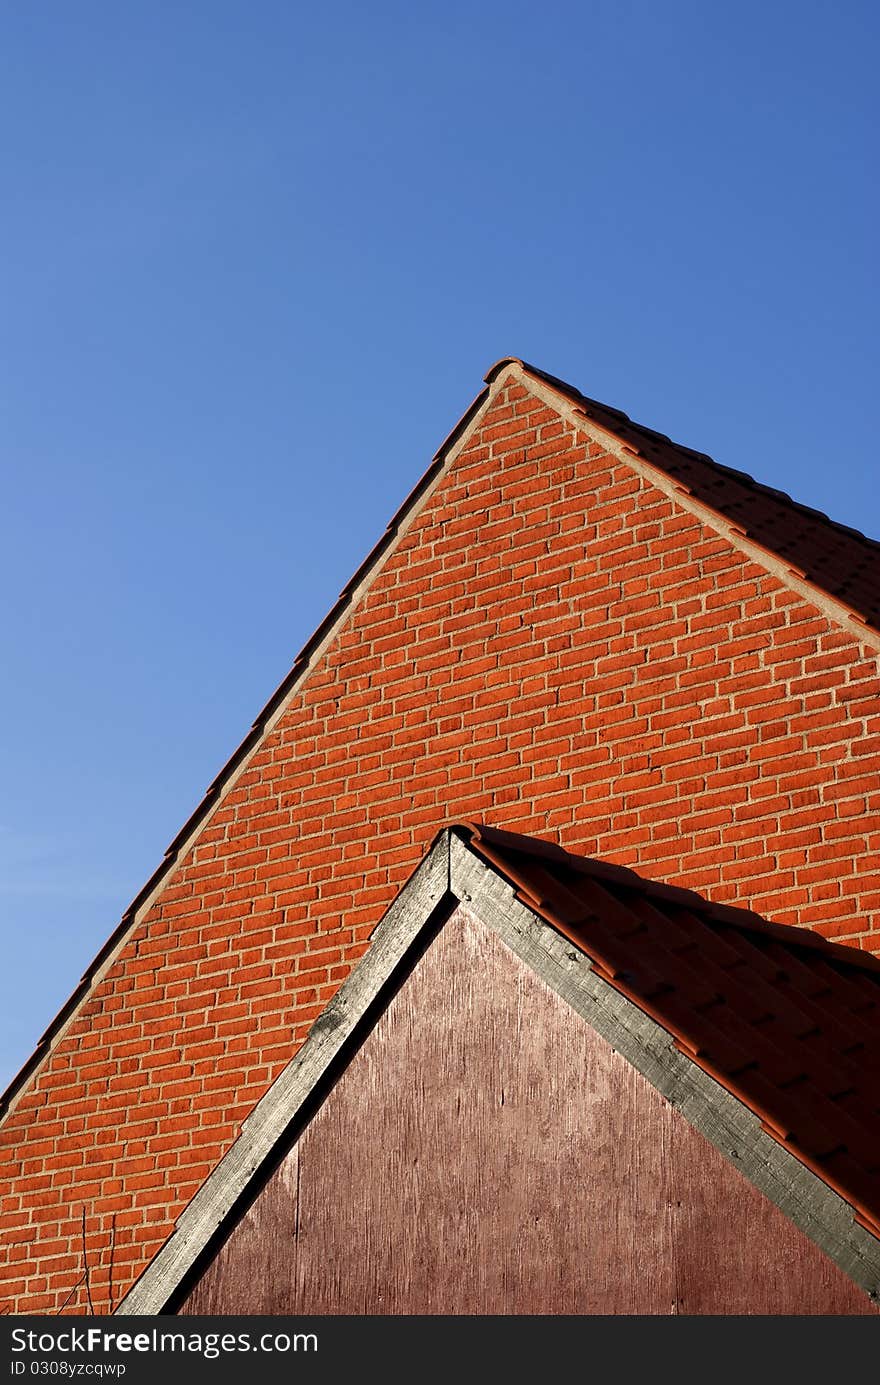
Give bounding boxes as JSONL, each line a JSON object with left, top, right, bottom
{"left": 180, "top": 906, "right": 875, "bottom": 1315}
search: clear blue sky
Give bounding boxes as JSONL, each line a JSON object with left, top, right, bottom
{"left": 1, "top": 1, "right": 877, "bottom": 1090}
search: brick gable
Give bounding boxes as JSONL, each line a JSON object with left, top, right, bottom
{"left": 2, "top": 364, "right": 878, "bottom": 1312}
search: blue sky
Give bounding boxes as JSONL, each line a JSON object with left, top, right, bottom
{"left": 1, "top": 1, "right": 877, "bottom": 1090}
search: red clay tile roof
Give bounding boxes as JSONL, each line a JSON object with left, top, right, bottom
{"left": 491, "top": 359, "right": 880, "bottom": 634}
{"left": 461, "top": 822, "right": 880, "bottom": 1240}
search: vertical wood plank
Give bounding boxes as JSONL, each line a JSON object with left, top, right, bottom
{"left": 180, "top": 906, "right": 875, "bottom": 1315}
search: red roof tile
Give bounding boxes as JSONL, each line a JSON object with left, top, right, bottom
{"left": 461, "top": 822, "right": 880, "bottom": 1238}
{"left": 490, "top": 359, "right": 880, "bottom": 633}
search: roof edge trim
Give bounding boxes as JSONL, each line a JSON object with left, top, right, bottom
{"left": 496, "top": 360, "right": 880, "bottom": 651}
{"left": 463, "top": 821, "right": 880, "bottom": 976}
{"left": 116, "top": 826, "right": 880, "bottom": 1314}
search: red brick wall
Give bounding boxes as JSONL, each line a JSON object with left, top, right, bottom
{"left": 2, "top": 372, "right": 879, "bottom": 1312}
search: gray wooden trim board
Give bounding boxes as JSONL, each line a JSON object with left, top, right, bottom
{"left": 116, "top": 828, "right": 880, "bottom": 1314}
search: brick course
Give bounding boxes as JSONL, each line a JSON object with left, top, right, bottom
{"left": 2, "top": 365, "right": 878, "bottom": 1312}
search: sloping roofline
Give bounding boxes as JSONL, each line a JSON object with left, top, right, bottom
{"left": 490, "top": 358, "right": 880, "bottom": 638}
{"left": 3, "top": 358, "right": 878, "bottom": 1124}
{"left": 116, "top": 825, "right": 880, "bottom": 1313}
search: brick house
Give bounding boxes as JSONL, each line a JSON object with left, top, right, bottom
{"left": 2, "top": 358, "right": 879, "bottom": 1314}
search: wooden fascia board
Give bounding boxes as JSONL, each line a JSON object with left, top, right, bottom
{"left": 116, "top": 832, "right": 453, "bottom": 1314}
{"left": 447, "top": 833, "right": 880, "bottom": 1304}
{"left": 116, "top": 829, "right": 880, "bottom": 1314}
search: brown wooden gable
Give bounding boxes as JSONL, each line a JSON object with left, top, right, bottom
{"left": 177, "top": 904, "right": 873, "bottom": 1316}
{"left": 118, "top": 829, "right": 880, "bottom": 1316}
